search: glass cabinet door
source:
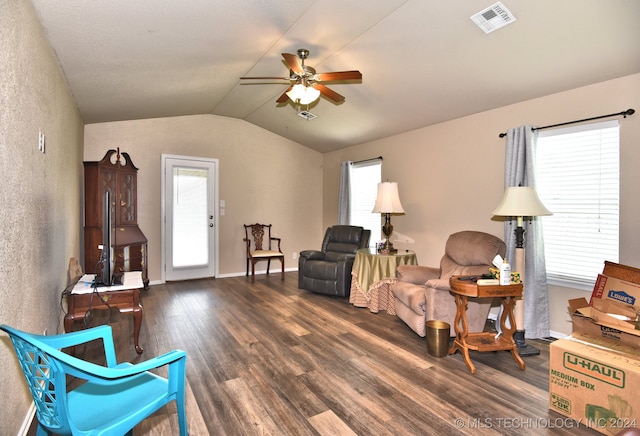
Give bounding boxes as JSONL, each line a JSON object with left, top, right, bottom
{"left": 119, "top": 172, "right": 137, "bottom": 225}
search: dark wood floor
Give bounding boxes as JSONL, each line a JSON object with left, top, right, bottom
{"left": 49, "top": 272, "right": 600, "bottom": 435}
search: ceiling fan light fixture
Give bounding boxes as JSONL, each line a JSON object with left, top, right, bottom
{"left": 241, "top": 49, "right": 360, "bottom": 105}
{"left": 286, "top": 83, "right": 320, "bottom": 105}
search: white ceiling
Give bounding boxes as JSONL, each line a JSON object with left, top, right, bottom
{"left": 30, "top": 0, "right": 640, "bottom": 153}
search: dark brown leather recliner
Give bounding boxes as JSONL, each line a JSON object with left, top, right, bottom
{"left": 298, "top": 225, "right": 371, "bottom": 297}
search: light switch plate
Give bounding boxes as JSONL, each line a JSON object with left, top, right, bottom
{"left": 38, "top": 131, "right": 46, "bottom": 153}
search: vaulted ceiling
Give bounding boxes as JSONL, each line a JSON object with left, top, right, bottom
{"left": 30, "top": 0, "right": 640, "bottom": 153}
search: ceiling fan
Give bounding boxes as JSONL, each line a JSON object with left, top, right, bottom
{"left": 240, "top": 48, "right": 362, "bottom": 105}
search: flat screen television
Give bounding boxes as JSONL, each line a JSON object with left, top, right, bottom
{"left": 95, "top": 190, "right": 115, "bottom": 286}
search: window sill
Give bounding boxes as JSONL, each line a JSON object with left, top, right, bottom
{"left": 547, "top": 277, "right": 594, "bottom": 293}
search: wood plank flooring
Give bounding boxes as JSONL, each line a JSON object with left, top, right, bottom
{"left": 51, "top": 272, "right": 601, "bottom": 435}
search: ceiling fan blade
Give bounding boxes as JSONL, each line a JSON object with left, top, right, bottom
{"left": 282, "top": 53, "right": 304, "bottom": 75}
{"left": 314, "top": 83, "right": 345, "bottom": 103}
{"left": 315, "top": 70, "right": 362, "bottom": 82}
{"left": 240, "top": 76, "right": 289, "bottom": 80}
{"left": 276, "top": 85, "right": 293, "bottom": 103}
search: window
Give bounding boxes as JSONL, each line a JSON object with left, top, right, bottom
{"left": 535, "top": 120, "right": 619, "bottom": 288}
{"left": 349, "top": 160, "right": 381, "bottom": 246}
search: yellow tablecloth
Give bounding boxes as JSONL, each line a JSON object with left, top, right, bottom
{"left": 349, "top": 248, "right": 418, "bottom": 314}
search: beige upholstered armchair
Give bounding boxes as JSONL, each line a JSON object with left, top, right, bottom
{"left": 391, "top": 231, "right": 506, "bottom": 337}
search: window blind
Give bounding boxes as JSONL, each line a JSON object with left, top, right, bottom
{"left": 349, "top": 160, "right": 381, "bottom": 246}
{"left": 535, "top": 120, "right": 619, "bottom": 286}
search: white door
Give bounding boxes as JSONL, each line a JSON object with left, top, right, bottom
{"left": 162, "top": 155, "right": 218, "bottom": 281}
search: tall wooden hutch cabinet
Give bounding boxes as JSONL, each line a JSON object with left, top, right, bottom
{"left": 84, "top": 149, "right": 149, "bottom": 288}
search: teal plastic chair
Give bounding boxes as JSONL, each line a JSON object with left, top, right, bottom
{"left": 1, "top": 324, "right": 188, "bottom": 435}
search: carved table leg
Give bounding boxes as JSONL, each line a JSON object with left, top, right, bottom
{"left": 449, "top": 293, "right": 476, "bottom": 373}
{"left": 132, "top": 290, "right": 144, "bottom": 354}
{"left": 500, "top": 296, "right": 525, "bottom": 370}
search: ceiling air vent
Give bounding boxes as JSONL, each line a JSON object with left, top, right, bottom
{"left": 471, "top": 2, "right": 517, "bottom": 34}
{"left": 298, "top": 110, "right": 317, "bottom": 121}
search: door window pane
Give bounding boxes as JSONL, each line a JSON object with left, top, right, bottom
{"left": 173, "top": 167, "right": 208, "bottom": 267}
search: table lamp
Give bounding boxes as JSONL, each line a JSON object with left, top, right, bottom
{"left": 492, "top": 186, "right": 552, "bottom": 356}
{"left": 372, "top": 182, "right": 405, "bottom": 254}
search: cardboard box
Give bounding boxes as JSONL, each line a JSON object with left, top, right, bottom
{"left": 569, "top": 298, "right": 640, "bottom": 349}
{"left": 549, "top": 337, "right": 640, "bottom": 434}
{"left": 591, "top": 273, "right": 640, "bottom": 309}
{"left": 566, "top": 261, "right": 640, "bottom": 349}
{"left": 488, "top": 267, "right": 522, "bottom": 284}
{"left": 601, "top": 261, "right": 640, "bottom": 286}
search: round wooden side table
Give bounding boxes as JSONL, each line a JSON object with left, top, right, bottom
{"left": 449, "top": 275, "right": 526, "bottom": 374}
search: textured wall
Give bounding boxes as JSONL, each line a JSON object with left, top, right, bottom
{"left": 0, "top": 1, "right": 84, "bottom": 433}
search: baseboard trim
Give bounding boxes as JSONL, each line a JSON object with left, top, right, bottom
{"left": 155, "top": 268, "right": 299, "bottom": 283}
{"left": 549, "top": 330, "right": 567, "bottom": 339}
{"left": 19, "top": 402, "right": 36, "bottom": 436}
{"left": 216, "top": 268, "right": 298, "bottom": 279}
{"left": 487, "top": 313, "right": 568, "bottom": 340}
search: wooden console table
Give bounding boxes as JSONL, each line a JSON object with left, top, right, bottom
{"left": 65, "top": 271, "right": 144, "bottom": 354}
{"left": 448, "top": 276, "right": 525, "bottom": 374}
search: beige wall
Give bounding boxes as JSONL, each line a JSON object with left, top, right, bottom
{"left": 323, "top": 73, "right": 640, "bottom": 337}
{"left": 84, "top": 115, "right": 324, "bottom": 281}
{"left": 0, "top": 1, "right": 84, "bottom": 433}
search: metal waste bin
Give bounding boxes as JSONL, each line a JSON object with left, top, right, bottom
{"left": 426, "top": 320, "right": 450, "bottom": 357}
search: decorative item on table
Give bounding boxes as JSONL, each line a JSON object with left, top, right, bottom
{"left": 489, "top": 267, "right": 522, "bottom": 284}
{"left": 499, "top": 257, "right": 512, "bottom": 285}
{"left": 490, "top": 255, "right": 521, "bottom": 284}
{"left": 376, "top": 241, "right": 388, "bottom": 254}
{"left": 372, "top": 182, "right": 405, "bottom": 254}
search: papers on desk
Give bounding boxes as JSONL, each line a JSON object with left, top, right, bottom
{"left": 72, "top": 272, "right": 143, "bottom": 294}
{"left": 72, "top": 274, "right": 98, "bottom": 294}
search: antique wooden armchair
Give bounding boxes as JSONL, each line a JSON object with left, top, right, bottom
{"left": 243, "top": 223, "right": 285, "bottom": 283}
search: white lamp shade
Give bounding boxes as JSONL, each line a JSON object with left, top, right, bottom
{"left": 372, "top": 182, "right": 405, "bottom": 214}
{"left": 286, "top": 84, "right": 304, "bottom": 101}
{"left": 286, "top": 84, "right": 320, "bottom": 105}
{"left": 492, "top": 186, "right": 552, "bottom": 217}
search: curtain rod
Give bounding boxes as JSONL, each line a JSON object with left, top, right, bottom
{"left": 498, "top": 108, "right": 635, "bottom": 138}
{"left": 351, "top": 156, "right": 383, "bottom": 164}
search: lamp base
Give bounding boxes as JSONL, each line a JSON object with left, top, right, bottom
{"left": 514, "top": 330, "right": 540, "bottom": 356}
{"left": 380, "top": 213, "right": 397, "bottom": 254}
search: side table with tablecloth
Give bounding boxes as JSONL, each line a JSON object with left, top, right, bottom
{"left": 349, "top": 249, "right": 418, "bottom": 314}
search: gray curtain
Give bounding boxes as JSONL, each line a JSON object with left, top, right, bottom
{"left": 338, "top": 161, "right": 352, "bottom": 224}
{"left": 504, "top": 125, "right": 550, "bottom": 338}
